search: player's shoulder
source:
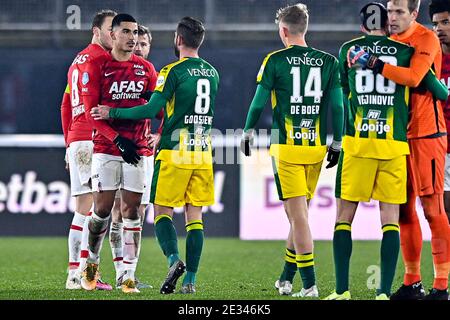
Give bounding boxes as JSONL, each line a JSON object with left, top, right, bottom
{"left": 384, "top": 37, "right": 414, "bottom": 56}
{"left": 414, "top": 23, "right": 439, "bottom": 44}
{"left": 308, "top": 47, "right": 338, "bottom": 63}
{"left": 416, "top": 22, "right": 436, "bottom": 37}
{"left": 385, "top": 37, "right": 411, "bottom": 48}
{"left": 199, "top": 58, "right": 219, "bottom": 74}
{"left": 132, "top": 54, "right": 156, "bottom": 72}
{"left": 159, "top": 58, "right": 189, "bottom": 76}
{"left": 262, "top": 46, "right": 292, "bottom": 62}
{"left": 87, "top": 43, "right": 107, "bottom": 55}
{"left": 88, "top": 48, "right": 111, "bottom": 65}
{"left": 200, "top": 59, "right": 220, "bottom": 82}
{"left": 70, "top": 44, "right": 108, "bottom": 71}
{"left": 339, "top": 36, "right": 366, "bottom": 51}
{"left": 82, "top": 44, "right": 109, "bottom": 62}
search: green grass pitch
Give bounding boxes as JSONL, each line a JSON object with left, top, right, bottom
{"left": 0, "top": 237, "right": 436, "bottom": 300}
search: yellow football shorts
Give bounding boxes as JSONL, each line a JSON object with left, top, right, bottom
{"left": 271, "top": 157, "right": 323, "bottom": 201}
{"left": 335, "top": 150, "right": 407, "bottom": 204}
{"left": 150, "top": 160, "right": 214, "bottom": 207}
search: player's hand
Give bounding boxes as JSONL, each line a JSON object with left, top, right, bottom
{"left": 141, "top": 90, "right": 153, "bottom": 101}
{"left": 240, "top": 130, "right": 254, "bottom": 157}
{"left": 113, "top": 135, "right": 141, "bottom": 165}
{"left": 149, "top": 133, "right": 161, "bottom": 152}
{"left": 347, "top": 45, "right": 370, "bottom": 68}
{"left": 91, "top": 105, "right": 111, "bottom": 120}
{"left": 347, "top": 45, "right": 384, "bottom": 74}
{"left": 325, "top": 140, "right": 341, "bottom": 169}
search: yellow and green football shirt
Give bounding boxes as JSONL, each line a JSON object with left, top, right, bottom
{"left": 339, "top": 35, "right": 413, "bottom": 159}
{"left": 154, "top": 57, "right": 220, "bottom": 168}
{"left": 257, "top": 45, "right": 342, "bottom": 164}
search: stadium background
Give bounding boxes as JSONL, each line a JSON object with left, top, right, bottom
{"left": 0, "top": 0, "right": 434, "bottom": 239}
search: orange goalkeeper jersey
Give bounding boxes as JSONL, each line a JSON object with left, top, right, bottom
{"left": 382, "top": 22, "right": 446, "bottom": 139}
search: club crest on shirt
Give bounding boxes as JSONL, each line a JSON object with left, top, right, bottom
{"left": 135, "top": 69, "right": 145, "bottom": 76}
{"left": 82, "top": 72, "right": 89, "bottom": 85}
{"left": 156, "top": 75, "right": 165, "bottom": 87}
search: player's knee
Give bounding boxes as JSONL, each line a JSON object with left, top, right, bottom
{"left": 379, "top": 205, "right": 399, "bottom": 225}
{"left": 399, "top": 214, "right": 417, "bottom": 225}
{"left": 94, "top": 206, "right": 112, "bottom": 218}
{"left": 288, "top": 213, "right": 308, "bottom": 226}
{"left": 420, "top": 194, "right": 444, "bottom": 222}
{"left": 399, "top": 205, "right": 419, "bottom": 224}
{"left": 121, "top": 204, "right": 140, "bottom": 220}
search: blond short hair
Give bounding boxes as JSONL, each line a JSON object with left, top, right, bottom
{"left": 275, "top": 3, "right": 309, "bottom": 34}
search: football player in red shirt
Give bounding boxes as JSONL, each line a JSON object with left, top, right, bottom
{"left": 60, "top": 9, "right": 116, "bottom": 291}
{"left": 79, "top": 13, "right": 158, "bottom": 293}
{"left": 109, "top": 24, "right": 162, "bottom": 289}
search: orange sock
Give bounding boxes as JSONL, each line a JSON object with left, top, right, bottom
{"left": 400, "top": 196, "right": 423, "bottom": 285}
{"left": 422, "top": 194, "right": 450, "bottom": 289}
{"left": 403, "top": 263, "right": 421, "bottom": 285}
{"left": 433, "top": 277, "right": 449, "bottom": 290}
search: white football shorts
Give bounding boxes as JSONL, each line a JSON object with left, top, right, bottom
{"left": 67, "top": 140, "right": 93, "bottom": 196}
{"left": 92, "top": 153, "right": 145, "bottom": 194}
{"left": 114, "top": 155, "right": 154, "bottom": 205}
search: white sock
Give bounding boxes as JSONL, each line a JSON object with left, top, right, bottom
{"left": 122, "top": 218, "right": 142, "bottom": 280}
{"left": 87, "top": 212, "right": 110, "bottom": 264}
{"left": 109, "top": 222, "right": 124, "bottom": 278}
{"left": 68, "top": 212, "right": 86, "bottom": 273}
{"left": 78, "top": 213, "right": 91, "bottom": 273}
{"left": 137, "top": 206, "right": 146, "bottom": 260}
